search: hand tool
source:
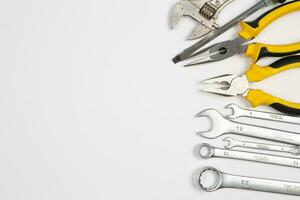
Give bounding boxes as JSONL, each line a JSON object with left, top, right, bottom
{"left": 223, "top": 137, "right": 300, "bottom": 155}
{"left": 196, "top": 109, "right": 300, "bottom": 145}
{"left": 172, "top": 0, "right": 287, "bottom": 63}
{"left": 202, "top": 56, "right": 300, "bottom": 115}
{"left": 196, "top": 143, "right": 300, "bottom": 168}
{"left": 171, "top": 0, "right": 234, "bottom": 40}
{"left": 184, "top": 0, "right": 300, "bottom": 66}
{"left": 225, "top": 103, "right": 300, "bottom": 124}
{"left": 193, "top": 166, "right": 300, "bottom": 195}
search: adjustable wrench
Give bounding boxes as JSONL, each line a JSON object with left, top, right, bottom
{"left": 171, "top": 0, "right": 234, "bottom": 40}
{"left": 223, "top": 137, "right": 300, "bottom": 155}
{"left": 195, "top": 143, "right": 300, "bottom": 168}
{"left": 194, "top": 167, "right": 300, "bottom": 196}
{"left": 225, "top": 104, "right": 300, "bottom": 125}
{"left": 196, "top": 109, "right": 300, "bottom": 145}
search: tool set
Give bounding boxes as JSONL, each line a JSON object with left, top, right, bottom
{"left": 169, "top": 0, "right": 300, "bottom": 197}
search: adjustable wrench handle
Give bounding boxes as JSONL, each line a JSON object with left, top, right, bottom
{"left": 213, "top": 148, "right": 300, "bottom": 168}
{"left": 222, "top": 173, "right": 300, "bottom": 196}
{"left": 229, "top": 121, "right": 300, "bottom": 145}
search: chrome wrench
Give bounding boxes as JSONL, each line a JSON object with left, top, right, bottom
{"left": 171, "top": 0, "right": 234, "bottom": 40}
{"left": 225, "top": 104, "right": 300, "bottom": 125}
{"left": 193, "top": 166, "right": 300, "bottom": 196}
{"left": 196, "top": 109, "right": 300, "bottom": 145}
{"left": 195, "top": 143, "right": 300, "bottom": 168}
{"left": 223, "top": 137, "right": 300, "bottom": 155}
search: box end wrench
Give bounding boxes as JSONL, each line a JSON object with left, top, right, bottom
{"left": 193, "top": 166, "right": 300, "bottom": 196}
{"left": 195, "top": 143, "right": 300, "bottom": 168}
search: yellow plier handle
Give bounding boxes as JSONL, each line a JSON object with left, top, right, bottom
{"left": 245, "top": 55, "right": 300, "bottom": 115}
{"left": 238, "top": 0, "right": 300, "bottom": 62}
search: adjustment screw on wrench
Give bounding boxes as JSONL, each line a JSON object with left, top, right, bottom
{"left": 196, "top": 109, "right": 300, "bottom": 145}
{"left": 193, "top": 166, "right": 300, "bottom": 196}
{"left": 223, "top": 137, "right": 300, "bottom": 156}
{"left": 195, "top": 143, "right": 300, "bottom": 168}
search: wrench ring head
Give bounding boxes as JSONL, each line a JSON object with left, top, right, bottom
{"left": 193, "top": 167, "right": 222, "bottom": 192}
{"left": 197, "top": 143, "right": 214, "bottom": 159}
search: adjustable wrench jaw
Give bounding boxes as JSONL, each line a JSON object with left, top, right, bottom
{"left": 171, "top": 0, "right": 234, "bottom": 40}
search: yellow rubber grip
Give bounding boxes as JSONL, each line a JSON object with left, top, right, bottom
{"left": 246, "top": 89, "right": 300, "bottom": 115}
{"left": 246, "top": 56, "right": 300, "bottom": 82}
{"left": 245, "top": 42, "right": 300, "bottom": 62}
{"left": 238, "top": 1, "right": 300, "bottom": 40}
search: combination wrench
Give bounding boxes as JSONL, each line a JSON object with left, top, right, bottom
{"left": 193, "top": 166, "right": 300, "bottom": 196}
{"left": 223, "top": 137, "right": 300, "bottom": 155}
{"left": 196, "top": 109, "right": 300, "bottom": 145}
{"left": 225, "top": 104, "right": 300, "bottom": 125}
{"left": 195, "top": 143, "right": 300, "bottom": 168}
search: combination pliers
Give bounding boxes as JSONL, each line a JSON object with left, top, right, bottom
{"left": 202, "top": 55, "right": 300, "bottom": 115}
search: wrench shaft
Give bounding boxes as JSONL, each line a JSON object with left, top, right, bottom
{"left": 223, "top": 174, "right": 300, "bottom": 195}
{"left": 213, "top": 148, "right": 300, "bottom": 168}
{"left": 230, "top": 120, "right": 300, "bottom": 145}
{"left": 233, "top": 139, "right": 298, "bottom": 155}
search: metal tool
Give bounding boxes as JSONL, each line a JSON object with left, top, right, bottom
{"left": 202, "top": 56, "right": 300, "bottom": 115}
{"left": 184, "top": 0, "right": 300, "bottom": 66}
{"left": 223, "top": 137, "right": 300, "bottom": 155}
{"left": 172, "top": 0, "right": 287, "bottom": 63}
{"left": 196, "top": 143, "right": 300, "bottom": 168}
{"left": 225, "top": 103, "right": 300, "bottom": 124}
{"left": 196, "top": 109, "right": 300, "bottom": 145}
{"left": 193, "top": 167, "right": 300, "bottom": 195}
{"left": 171, "top": 0, "right": 234, "bottom": 40}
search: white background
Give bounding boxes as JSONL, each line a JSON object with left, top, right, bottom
{"left": 1, "top": 0, "right": 300, "bottom": 199}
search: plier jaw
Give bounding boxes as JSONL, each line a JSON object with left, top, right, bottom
{"left": 202, "top": 74, "right": 249, "bottom": 96}
{"left": 184, "top": 37, "right": 247, "bottom": 66}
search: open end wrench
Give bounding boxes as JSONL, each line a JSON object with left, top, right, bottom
{"left": 196, "top": 109, "right": 300, "bottom": 145}
{"left": 225, "top": 104, "right": 300, "bottom": 125}
{"left": 223, "top": 137, "right": 300, "bottom": 155}
{"left": 193, "top": 167, "right": 300, "bottom": 196}
{"left": 195, "top": 143, "right": 300, "bottom": 168}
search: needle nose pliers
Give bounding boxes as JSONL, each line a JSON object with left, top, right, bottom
{"left": 185, "top": 0, "right": 300, "bottom": 66}
{"left": 202, "top": 55, "right": 300, "bottom": 115}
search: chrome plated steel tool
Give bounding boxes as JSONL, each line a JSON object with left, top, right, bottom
{"left": 225, "top": 104, "right": 300, "bottom": 124}
{"left": 194, "top": 167, "right": 300, "bottom": 196}
{"left": 196, "top": 143, "right": 300, "bottom": 168}
{"left": 171, "top": 0, "right": 234, "bottom": 40}
{"left": 196, "top": 109, "right": 300, "bottom": 145}
{"left": 223, "top": 137, "right": 300, "bottom": 155}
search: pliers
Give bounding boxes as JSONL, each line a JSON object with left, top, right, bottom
{"left": 185, "top": 0, "right": 300, "bottom": 66}
{"left": 202, "top": 55, "right": 300, "bottom": 115}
